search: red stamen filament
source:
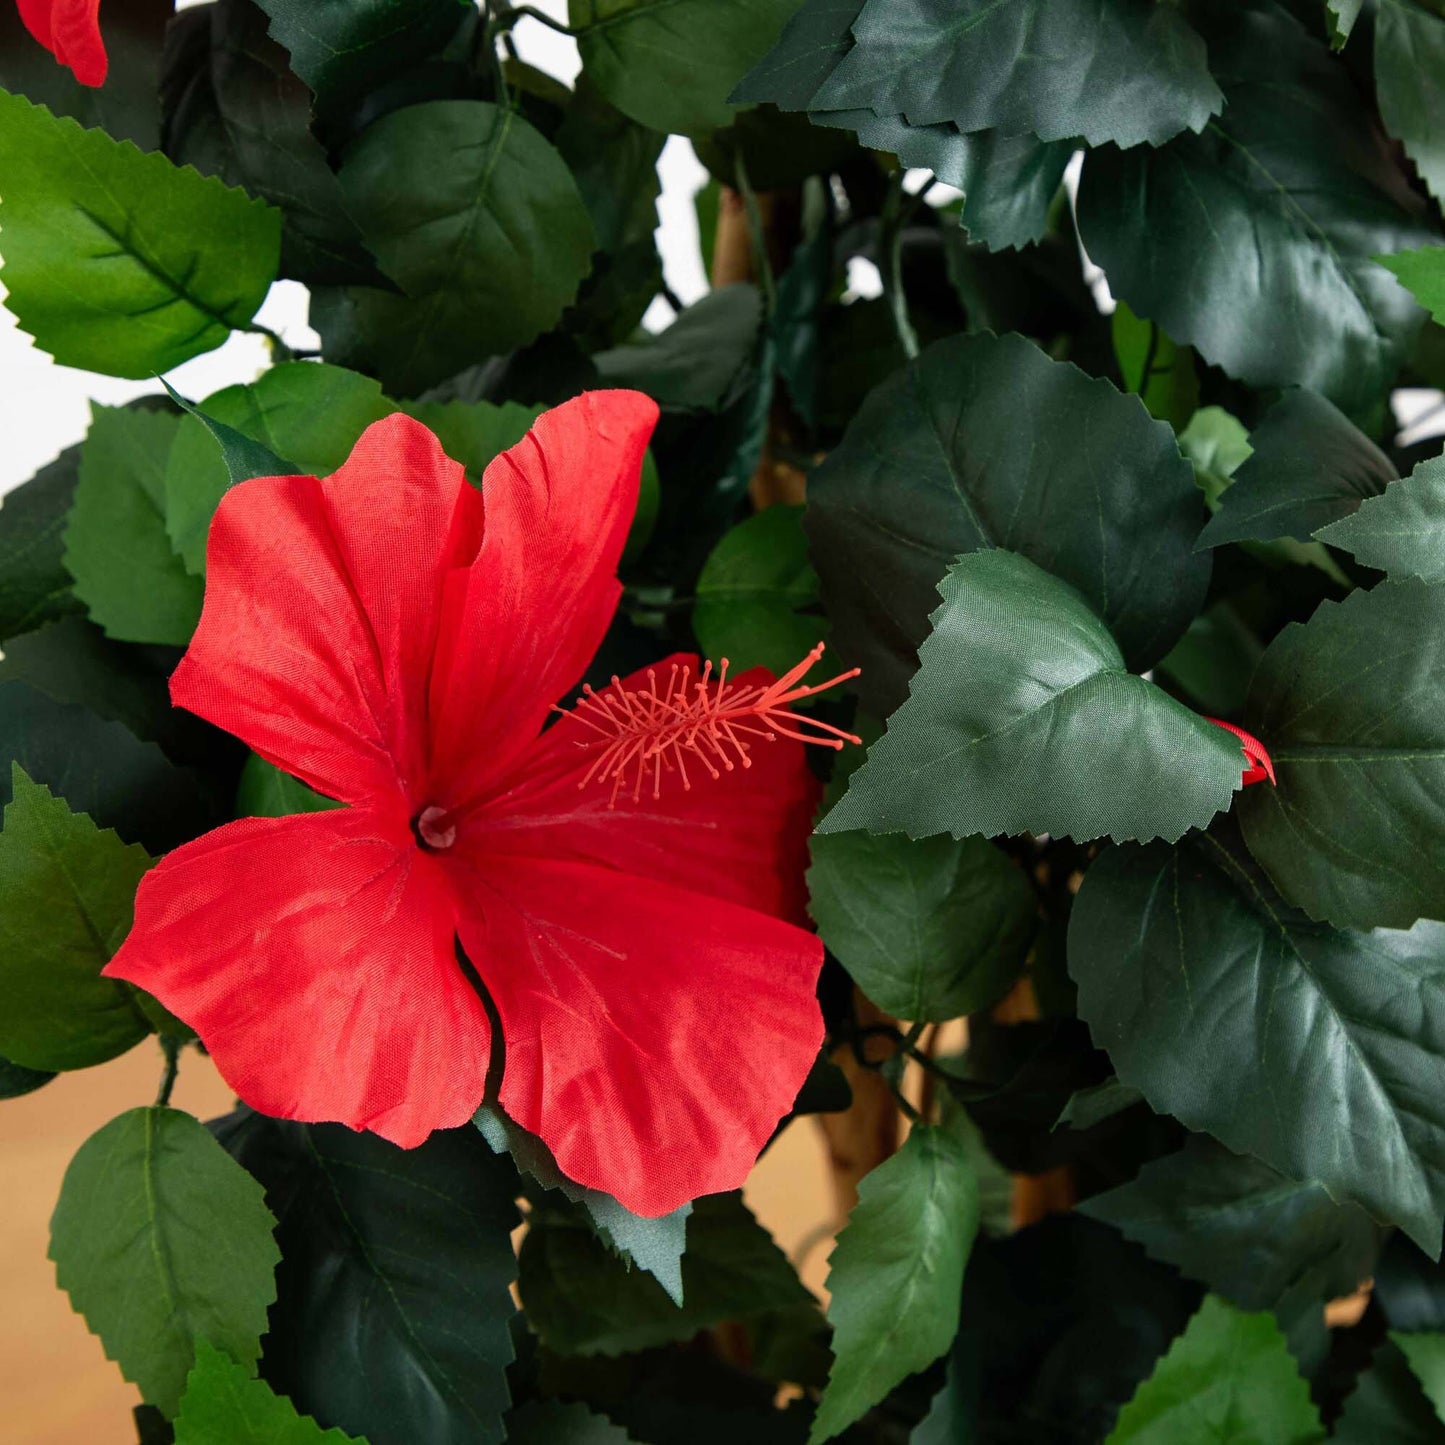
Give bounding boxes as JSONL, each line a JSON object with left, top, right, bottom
{"left": 559, "top": 642, "right": 861, "bottom": 806}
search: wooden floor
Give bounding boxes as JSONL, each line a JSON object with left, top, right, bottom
{"left": 2, "top": 1041, "right": 835, "bottom": 1444}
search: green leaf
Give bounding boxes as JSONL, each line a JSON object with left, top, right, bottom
{"left": 808, "top": 831, "right": 1035, "bottom": 1021}
{"left": 165, "top": 365, "right": 384, "bottom": 572}
{"left": 1335, "top": 1340, "right": 1445, "bottom": 1442}
{"left": 809, "top": 1114, "right": 980, "bottom": 1444}
{"left": 174, "top": 1342, "right": 366, "bottom": 1445}
{"left": 1103, "top": 1296, "right": 1322, "bottom": 1444}
{"left": 1399, "top": 1333, "right": 1445, "bottom": 1424}
{"left": 1381, "top": 246, "right": 1445, "bottom": 325}
{"left": 63, "top": 405, "right": 202, "bottom": 646}
{"left": 572, "top": 0, "right": 798, "bottom": 136}
{"left": 519, "top": 1191, "right": 814, "bottom": 1357}
{"left": 0, "top": 766, "right": 152, "bottom": 1071}
{"left": 335, "top": 102, "right": 595, "bottom": 394}
{"left": 1328, "top": 0, "right": 1365, "bottom": 46}
{"left": 1178, "top": 405, "right": 1253, "bottom": 506}
{"left": 218, "top": 1113, "right": 518, "bottom": 1445}
{"left": 1197, "top": 389, "right": 1396, "bottom": 548}
{"left": 235, "top": 754, "right": 339, "bottom": 818}
{"left": 595, "top": 283, "right": 764, "bottom": 410}
{"left": 1076, "top": 2, "right": 1434, "bottom": 416}
{"left": 694, "top": 506, "right": 820, "bottom": 678}
{"left": 1111, "top": 303, "right": 1199, "bottom": 433}
{"left": 1156, "top": 604, "right": 1264, "bottom": 718}
{"left": 1082, "top": 1136, "right": 1381, "bottom": 1357}
{"left": 1238, "top": 578, "right": 1445, "bottom": 930}
{"left": 504, "top": 1401, "right": 635, "bottom": 1445}
{"left": 0, "top": 88, "right": 280, "bottom": 378}
{"left": 0, "top": 0, "right": 171, "bottom": 150}
{"left": 253, "top": 0, "right": 471, "bottom": 114}
{"left": 1068, "top": 826, "right": 1445, "bottom": 1255}
{"left": 804, "top": 0, "right": 1220, "bottom": 150}
{"left": 1377, "top": 0, "right": 1445, "bottom": 204}
{"left": 474, "top": 1101, "right": 691, "bottom": 1307}
{"left": 1316, "top": 454, "right": 1445, "bottom": 580}
{"left": 50, "top": 1106, "right": 280, "bottom": 1415}
{"left": 0, "top": 443, "right": 84, "bottom": 643}
{"left": 806, "top": 331, "right": 1210, "bottom": 716}
{"left": 0, "top": 1052, "right": 55, "bottom": 1098}
{"left": 164, "top": 0, "right": 377, "bottom": 286}
{"left": 0, "top": 679, "right": 219, "bottom": 855}
{"left": 819, "top": 551, "right": 1242, "bottom": 845}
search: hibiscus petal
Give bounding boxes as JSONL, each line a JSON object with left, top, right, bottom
{"left": 172, "top": 415, "right": 482, "bottom": 805}
{"left": 448, "top": 853, "right": 824, "bottom": 1216}
{"left": 105, "top": 807, "right": 492, "bottom": 1147}
{"left": 427, "top": 390, "right": 659, "bottom": 807}
{"left": 17, "top": 0, "right": 106, "bottom": 86}
{"left": 467, "top": 656, "right": 820, "bottom": 925}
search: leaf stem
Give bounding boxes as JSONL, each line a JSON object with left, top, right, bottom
{"left": 881, "top": 170, "right": 920, "bottom": 362}
{"left": 490, "top": 4, "right": 585, "bottom": 36}
{"left": 155, "top": 1035, "right": 181, "bottom": 1108}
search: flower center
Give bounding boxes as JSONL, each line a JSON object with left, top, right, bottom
{"left": 412, "top": 805, "right": 457, "bottom": 851}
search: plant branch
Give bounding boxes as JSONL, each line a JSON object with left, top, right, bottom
{"left": 155, "top": 1035, "right": 181, "bottom": 1108}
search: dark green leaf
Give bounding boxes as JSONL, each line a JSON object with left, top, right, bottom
{"left": 1378, "top": 0, "right": 1445, "bottom": 204}
{"left": 1316, "top": 453, "right": 1445, "bottom": 580}
{"left": 694, "top": 505, "right": 820, "bottom": 678}
{"left": 1238, "top": 578, "right": 1445, "bottom": 930}
{"left": 474, "top": 1101, "right": 690, "bottom": 1307}
{"left": 595, "top": 284, "right": 764, "bottom": 410}
{"left": 808, "top": 831, "right": 1035, "bottom": 1021}
{"left": 819, "top": 551, "right": 1242, "bottom": 844}
{"left": 163, "top": 0, "right": 377, "bottom": 286}
{"left": 235, "top": 754, "right": 339, "bottom": 818}
{"left": 63, "top": 405, "right": 202, "bottom": 645}
{"left": 1334, "top": 1340, "right": 1445, "bottom": 1442}
{"left": 1329, "top": 0, "right": 1365, "bottom": 46}
{"left": 731, "top": 0, "right": 860, "bottom": 112}
{"left": 402, "top": 398, "right": 541, "bottom": 482}
{"left": 0, "top": 443, "right": 84, "bottom": 643}
{"left": 1069, "top": 827, "right": 1445, "bottom": 1255}
{"left": 1056, "top": 1078, "right": 1145, "bottom": 1131}
{"left": 810, "top": 1114, "right": 980, "bottom": 1443}
{"left": 1399, "top": 1333, "right": 1445, "bottom": 1424}
{"left": 519, "top": 1191, "right": 813, "bottom": 1357}
{"left": 335, "top": 101, "right": 594, "bottom": 394}
{"left": 1103, "top": 1295, "right": 1322, "bottom": 1444}
{"left": 1082, "top": 1136, "right": 1381, "bottom": 1357}
{"left": 1076, "top": 1, "right": 1434, "bottom": 416}
{"left": 504, "top": 1401, "right": 634, "bottom": 1445}
{"left": 175, "top": 1342, "right": 366, "bottom": 1445}
{"left": 1198, "top": 389, "right": 1396, "bottom": 548}
{"left": 219, "top": 1114, "right": 518, "bottom": 1445}
{"left": 806, "top": 0, "right": 1220, "bottom": 149}
{"left": 0, "top": 87, "right": 280, "bottom": 378}
{"left": 0, "top": 766, "right": 152, "bottom": 1071}
{"left": 1156, "top": 604, "right": 1264, "bottom": 717}
{"left": 0, "top": 678, "right": 218, "bottom": 854}
{"left": 571, "top": 0, "right": 798, "bottom": 136}
{"left": 254, "top": 0, "right": 471, "bottom": 113}
{"left": 50, "top": 1105, "right": 280, "bottom": 1415}
{"left": 164, "top": 365, "right": 381, "bottom": 571}
{"left": 1381, "top": 246, "right": 1445, "bottom": 325}
{"left": 0, "top": 0, "right": 171, "bottom": 150}
{"left": 0, "top": 1052, "right": 54, "bottom": 1098}
{"left": 806, "top": 331, "right": 1210, "bottom": 714}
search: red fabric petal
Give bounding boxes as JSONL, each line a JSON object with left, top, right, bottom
{"left": 17, "top": 0, "right": 106, "bottom": 86}
{"left": 467, "top": 656, "right": 820, "bottom": 925}
{"left": 172, "top": 414, "right": 482, "bottom": 807}
{"left": 426, "top": 391, "right": 658, "bottom": 808}
{"left": 104, "top": 806, "right": 492, "bottom": 1147}
{"left": 447, "top": 852, "right": 823, "bottom": 1216}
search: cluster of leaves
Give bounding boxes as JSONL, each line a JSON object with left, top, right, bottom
{"left": 3, "top": 0, "right": 1445, "bottom": 1440}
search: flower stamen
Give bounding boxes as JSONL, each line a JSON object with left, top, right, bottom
{"left": 560, "top": 643, "right": 862, "bottom": 806}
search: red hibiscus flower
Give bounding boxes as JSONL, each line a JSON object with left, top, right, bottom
{"left": 104, "top": 393, "right": 854, "bottom": 1218}
{"left": 17, "top": 0, "right": 107, "bottom": 87}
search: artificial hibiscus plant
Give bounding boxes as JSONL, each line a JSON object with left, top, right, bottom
{"left": 2, "top": 0, "right": 1445, "bottom": 1442}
